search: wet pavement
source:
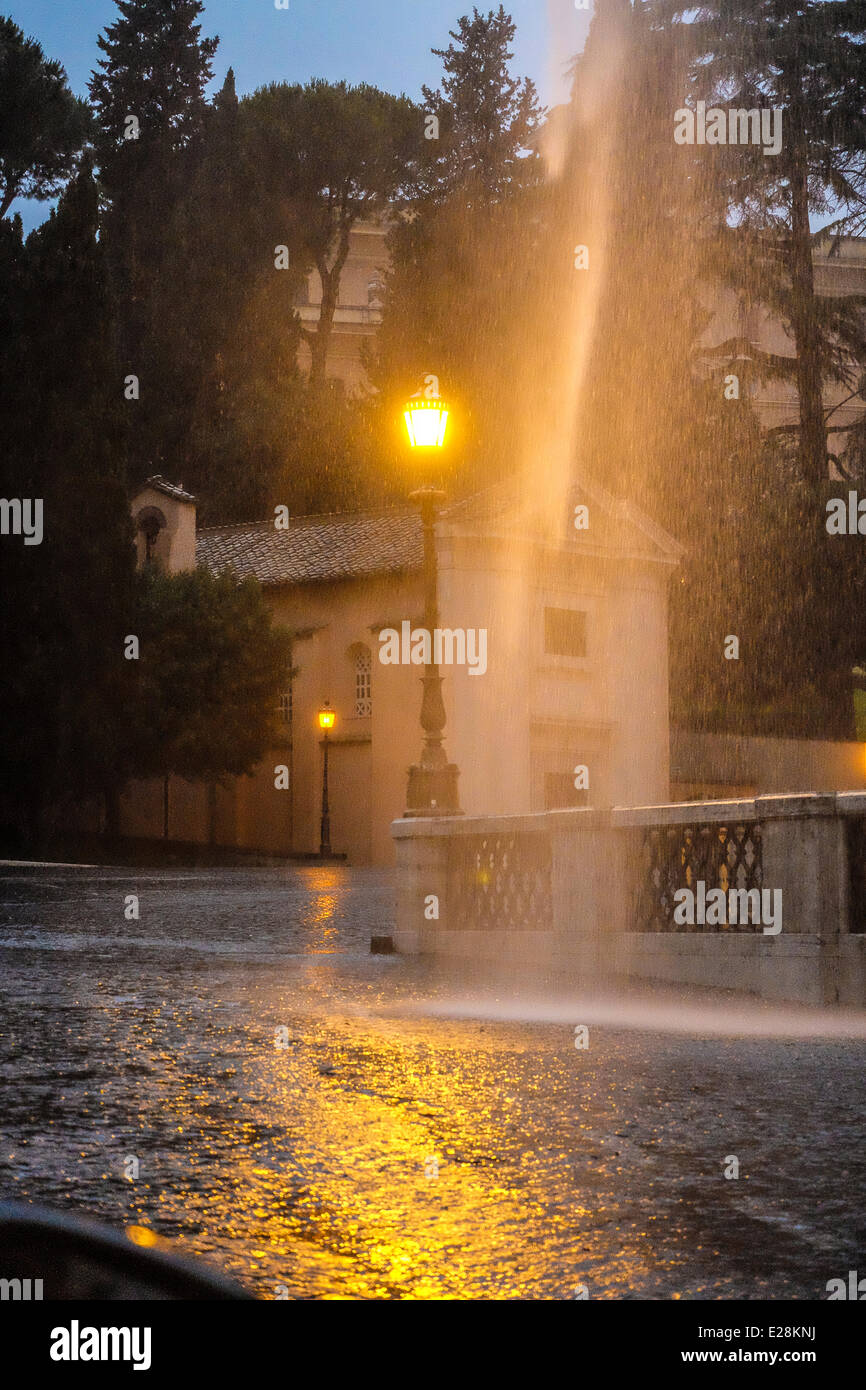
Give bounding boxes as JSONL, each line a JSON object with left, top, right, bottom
{"left": 0, "top": 864, "right": 863, "bottom": 1300}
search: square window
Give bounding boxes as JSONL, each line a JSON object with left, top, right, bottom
{"left": 544, "top": 772, "right": 589, "bottom": 810}
{"left": 544, "top": 607, "right": 587, "bottom": 659}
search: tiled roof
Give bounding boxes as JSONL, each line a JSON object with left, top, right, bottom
{"left": 197, "top": 508, "right": 423, "bottom": 586}
{"left": 141, "top": 475, "right": 197, "bottom": 503}
{"left": 196, "top": 476, "right": 683, "bottom": 588}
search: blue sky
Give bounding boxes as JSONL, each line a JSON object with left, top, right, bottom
{"left": 8, "top": 0, "right": 590, "bottom": 231}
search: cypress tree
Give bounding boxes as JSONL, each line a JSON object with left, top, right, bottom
{"left": 420, "top": 4, "right": 543, "bottom": 202}
{"left": 89, "top": 0, "right": 219, "bottom": 467}
{"left": 0, "top": 155, "right": 137, "bottom": 849}
{"left": 89, "top": 0, "right": 218, "bottom": 197}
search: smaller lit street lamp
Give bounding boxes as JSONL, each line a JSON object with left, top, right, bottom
{"left": 402, "top": 390, "right": 462, "bottom": 818}
{"left": 317, "top": 702, "right": 336, "bottom": 856}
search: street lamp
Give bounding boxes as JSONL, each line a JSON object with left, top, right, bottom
{"left": 403, "top": 397, "right": 450, "bottom": 448}
{"left": 402, "top": 391, "right": 462, "bottom": 818}
{"left": 317, "top": 702, "right": 335, "bottom": 856}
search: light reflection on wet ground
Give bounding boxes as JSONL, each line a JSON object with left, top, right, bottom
{"left": 0, "top": 865, "right": 863, "bottom": 1300}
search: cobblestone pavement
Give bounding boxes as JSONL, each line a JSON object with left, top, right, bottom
{"left": 0, "top": 864, "right": 863, "bottom": 1300}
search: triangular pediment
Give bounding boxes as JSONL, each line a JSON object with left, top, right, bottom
{"left": 440, "top": 475, "right": 684, "bottom": 566}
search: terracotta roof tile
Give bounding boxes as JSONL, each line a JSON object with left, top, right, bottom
{"left": 197, "top": 508, "right": 423, "bottom": 586}
{"left": 195, "top": 477, "right": 683, "bottom": 587}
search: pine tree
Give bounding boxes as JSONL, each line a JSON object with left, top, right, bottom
{"left": 242, "top": 80, "right": 419, "bottom": 391}
{"left": 663, "top": 0, "right": 866, "bottom": 490}
{"left": 128, "top": 66, "right": 308, "bottom": 522}
{"left": 526, "top": 0, "right": 863, "bottom": 738}
{"left": 212, "top": 66, "right": 238, "bottom": 129}
{"left": 0, "top": 16, "right": 91, "bottom": 220}
{"left": 651, "top": 0, "right": 866, "bottom": 734}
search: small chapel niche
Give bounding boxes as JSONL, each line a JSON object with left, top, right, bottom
{"left": 130, "top": 476, "right": 197, "bottom": 573}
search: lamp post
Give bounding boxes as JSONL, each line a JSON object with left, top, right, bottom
{"left": 317, "top": 702, "right": 335, "bottom": 856}
{"left": 402, "top": 393, "right": 462, "bottom": 818}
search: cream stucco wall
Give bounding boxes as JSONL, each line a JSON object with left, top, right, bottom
{"left": 437, "top": 528, "right": 672, "bottom": 821}
{"left": 120, "top": 489, "right": 677, "bottom": 865}
{"left": 268, "top": 571, "right": 424, "bottom": 864}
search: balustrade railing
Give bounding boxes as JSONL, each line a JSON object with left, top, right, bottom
{"left": 394, "top": 795, "right": 866, "bottom": 1003}
{"left": 844, "top": 817, "right": 866, "bottom": 934}
{"left": 635, "top": 820, "right": 764, "bottom": 933}
{"left": 446, "top": 831, "right": 552, "bottom": 931}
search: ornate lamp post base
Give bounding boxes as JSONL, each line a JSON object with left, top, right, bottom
{"left": 403, "top": 486, "right": 463, "bottom": 819}
{"left": 404, "top": 761, "right": 462, "bottom": 818}
{"left": 319, "top": 731, "right": 332, "bottom": 856}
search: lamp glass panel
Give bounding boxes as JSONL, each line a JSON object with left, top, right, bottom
{"left": 406, "top": 404, "right": 447, "bottom": 448}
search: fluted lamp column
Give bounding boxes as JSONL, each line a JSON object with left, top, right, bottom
{"left": 317, "top": 702, "right": 335, "bottom": 855}
{"left": 402, "top": 394, "right": 462, "bottom": 818}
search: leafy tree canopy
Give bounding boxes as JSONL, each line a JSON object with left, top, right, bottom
{"left": 242, "top": 80, "right": 420, "bottom": 388}
{"left": 0, "top": 15, "right": 91, "bottom": 219}
{"left": 127, "top": 566, "right": 291, "bottom": 784}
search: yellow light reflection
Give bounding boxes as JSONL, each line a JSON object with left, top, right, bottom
{"left": 126, "top": 1225, "right": 160, "bottom": 1248}
{"left": 136, "top": 1001, "right": 662, "bottom": 1299}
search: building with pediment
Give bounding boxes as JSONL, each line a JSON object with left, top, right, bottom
{"left": 122, "top": 475, "right": 682, "bottom": 864}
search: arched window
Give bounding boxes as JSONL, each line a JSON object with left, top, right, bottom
{"left": 134, "top": 505, "right": 167, "bottom": 568}
{"left": 353, "top": 645, "right": 372, "bottom": 717}
{"left": 277, "top": 650, "right": 293, "bottom": 728}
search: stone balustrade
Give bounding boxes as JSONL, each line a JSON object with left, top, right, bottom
{"left": 391, "top": 793, "right": 866, "bottom": 1005}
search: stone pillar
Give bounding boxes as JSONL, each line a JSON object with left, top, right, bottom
{"left": 551, "top": 808, "right": 627, "bottom": 978}
{"left": 755, "top": 794, "right": 847, "bottom": 1004}
{"left": 391, "top": 820, "right": 450, "bottom": 954}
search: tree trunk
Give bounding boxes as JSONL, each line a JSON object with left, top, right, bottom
{"left": 307, "top": 219, "right": 354, "bottom": 390}
{"left": 308, "top": 272, "right": 336, "bottom": 389}
{"left": 787, "top": 117, "right": 827, "bottom": 491}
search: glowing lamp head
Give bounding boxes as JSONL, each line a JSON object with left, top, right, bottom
{"left": 317, "top": 703, "right": 335, "bottom": 732}
{"left": 403, "top": 397, "right": 450, "bottom": 449}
